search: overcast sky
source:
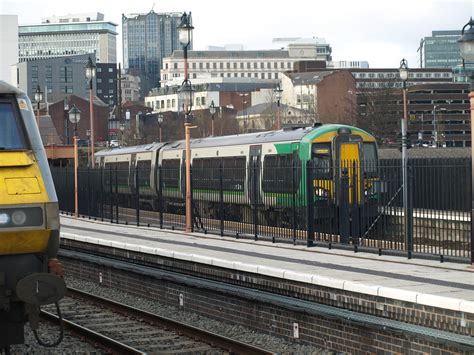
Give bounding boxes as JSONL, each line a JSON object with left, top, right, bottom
{"left": 2, "top": 0, "right": 473, "bottom": 68}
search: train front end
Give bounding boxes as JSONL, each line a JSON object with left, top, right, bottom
{"left": 0, "top": 81, "right": 65, "bottom": 350}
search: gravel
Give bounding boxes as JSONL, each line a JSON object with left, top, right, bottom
{"left": 7, "top": 275, "right": 328, "bottom": 354}
{"left": 64, "top": 275, "right": 328, "bottom": 355}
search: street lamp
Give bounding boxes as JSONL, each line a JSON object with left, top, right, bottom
{"left": 85, "top": 56, "right": 96, "bottom": 168}
{"left": 177, "top": 11, "right": 194, "bottom": 233}
{"left": 68, "top": 104, "right": 81, "bottom": 218}
{"left": 399, "top": 58, "right": 411, "bottom": 258}
{"left": 157, "top": 113, "right": 164, "bottom": 142}
{"left": 209, "top": 100, "right": 217, "bottom": 136}
{"left": 34, "top": 85, "right": 43, "bottom": 127}
{"left": 457, "top": 17, "right": 474, "bottom": 266}
{"left": 273, "top": 84, "right": 283, "bottom": 130}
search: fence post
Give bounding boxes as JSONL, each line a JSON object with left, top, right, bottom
{"left": 109, "top": 166, "right": 113, "bottom": 223}
{"left": 158, "top": 165, "right": 163, "bottom": 229}
{"left": 115, "top": 166, "right": 119, "bottom": 224}
{"left": 339, "top": 168, "right": 350, "bottom": 244}
{"left": 135, "top": 166, "right": 140, "bottom": 226}
{"left": 87, "top": 167, "right": 90, "bottom": 218}
{"left": 100, "top": 167, "right": 104, "bottom": 221}
{"left": 306, "top": 160, "right": 314, "bottom": 247}
{"left": 253, "top": 161, "right": 258, "bottom": 241}
{"left": 219, "top": 162, "right": 224, "bottom": 237}
{"left": 292, "top": 159, "right": 297, "bottom": 245}
{"left": 351, "top": 161, "right": 360, "bottom": 244}
{"left": 407, "top": 165, "right": 414, "bottom": 259}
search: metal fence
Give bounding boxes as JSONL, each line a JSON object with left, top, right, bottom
{"left": 51, "top": 157, "right": 472, "bottom": 263}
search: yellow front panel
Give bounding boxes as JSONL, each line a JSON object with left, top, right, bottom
{"left": 0, "top": 152, "right": 49, "bottom": 205}
{"left": 340, "top": 143, "right": 361, "bottom": 203}
{"left": 313, "top": 131, "right": 376, "bottom": 144}
{"left": 0, "top": 230, "right": 50, "bottom": 255}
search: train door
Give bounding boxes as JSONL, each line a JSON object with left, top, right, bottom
{"left": 248, "top": 145, "right": 262, "bottom": 205}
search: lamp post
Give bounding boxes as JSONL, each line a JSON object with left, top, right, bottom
{"left": 399, "top": 58, "right": 411, "bottom": 257}
{"left": 273, "top": 84, "right": 283, "bottom": 129}
{"left": 120, "top": 123, "right": 125, "bottom": 146}
{"left": 177, "top": 11, "right": 194, "bottom": 233}
{"left": 458, "top": 16, "right": 474, "bottom": 265}
{"left": 86, "top": 129, "right": 91, "bottom": 167}
{"left": 86, "top": 56, "right": 96, "bottom": 168}
{"left": 34, "top": 85, "right": 43, "bottom": 127}
{"left": 68, "top": 104, "right": 81, "bottom": 218}
{"left": 209, "top": 100, "right": 217, "bottom": 136}
{"left": 157, "top": 113, "right": 164, "bottom": 142}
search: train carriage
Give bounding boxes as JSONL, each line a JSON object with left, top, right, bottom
{"left": 95, "top": 123, "right": 379, "bottom": 229}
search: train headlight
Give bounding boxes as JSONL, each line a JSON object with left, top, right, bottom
{"left": 314, "top": 188, "right": 329, "bottom": 198}
{"left": 12, "top": 210, "right": 27, "bottom": 225}
{"left": 0, "top": 213, "right": 10, "bottom": 225}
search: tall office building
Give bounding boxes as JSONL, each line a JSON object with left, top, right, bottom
{"left": 0, "top": 15, "right": 18, "bottom": 85}
{"left": 19, "top": 13, "right": 117, "bottom": 63}
{"left": 422, "top": 30, "right": 462, "bottom": 68}
{"left": 122, "top": 10, "right": 187, "bottom": 96}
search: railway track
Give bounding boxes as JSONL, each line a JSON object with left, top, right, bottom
{"left": 41, "top": 287, "right": 275, "bottom": 355}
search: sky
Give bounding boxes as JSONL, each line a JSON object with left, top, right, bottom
{"left": 1, "top": 0, "right": 473, "bottom": 68}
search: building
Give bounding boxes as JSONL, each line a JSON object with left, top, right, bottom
{"left": 0, "top": 15, "right": 18, "bottom": 85}
{"left": 122, "top": 10, "right": 184, "bottom": 96}
{"left": 421, "top": 31, "right": 462, "bottom": 69}
{"left": 96, "top": 63, "right": 117, "bottom": 106}
{"left": 121, "top": 73, "right": 141, "bottom": 103}
{"left": 16, "top": 54, "right": 98, "bottom": 102}
{"left": 271, "top": 37, "right": 332, "bottom": 61}
{"left": 329, "top": 60, "right": 369, "bottom": 69}
{"left": 19, "top": 13, "right": 117, "bottom": 63}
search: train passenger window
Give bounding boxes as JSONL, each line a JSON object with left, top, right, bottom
{"left": 262, "top": 154, "right": 300, "bottom": 193}
{"left": 0, "top": 102, "right": 27, "bottom": 150}
{"left": 362, "top": 142, "right": 378, "bottom": 175}
{"left": 312, "top": 143, "right": 332, "bottom": 177}
{"left": 161, "top": 159, "right": 180, "bottom": 188}
{"left": 136, "top": 160, "right": 151, "bottom": 187}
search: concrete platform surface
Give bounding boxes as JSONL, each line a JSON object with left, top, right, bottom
{"left": 59, "top": 215, "right": 474, "bottom": 314}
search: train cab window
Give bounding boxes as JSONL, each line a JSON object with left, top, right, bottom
{"left": 311, "top": 143, "right": 332, "bottom": 177}
{"left": 362, "top": 142, "right": 378, "bottom": 175}
{"left": 0, "top": 102, "right": 27, "bottom": 150}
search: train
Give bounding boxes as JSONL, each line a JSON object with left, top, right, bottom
{"left": 95, "top": 123, "right": 379, "bottom": 228}
{"left": 0, "top": 81, "right": 65, "bottom": 351}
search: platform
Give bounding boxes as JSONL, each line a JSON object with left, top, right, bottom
{"left": 59, "top": 215, "right": 474, "bottom": 315}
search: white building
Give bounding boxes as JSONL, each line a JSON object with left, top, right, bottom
{"left": 160, "top": 38, "right": 333, "bottom": 87}
{"left": 121, "top": 73, "right": 141, "bottom": 103}
{"left": 329, "top": 60, "right": 369, "bottom": 69}
{"left": 19, "top": 13, "right": 117, "bottom": 63}
{"left": 0, "top": 15, "right": 18, "bottom": 85}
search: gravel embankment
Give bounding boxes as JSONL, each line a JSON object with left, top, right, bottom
{"left": 9, "top": 275, "right": 328, "bottom": 354}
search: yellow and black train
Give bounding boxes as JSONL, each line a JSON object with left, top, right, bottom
{"left": 0, "top": 81, "right": 65, "bottom": 350}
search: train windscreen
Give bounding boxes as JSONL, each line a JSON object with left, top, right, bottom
{"left": 0, "top": 101, "right": 27, "bottom": 150}
{"left": 362, "top": 142, "right": 377, "bottom": 174}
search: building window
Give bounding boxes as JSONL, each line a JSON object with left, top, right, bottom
{"left": 213, "top": 63, "right": 217, "bottom": 69}
{"left": 201, "top": 97, "right": 206, "bottom": 106}
{"left": 199, "top": 62, "right": 203, "bottom": 69}
{"left": 261, "top": 73, "right": 265, "bottom": 79}
{"left": 254, "top": 62, "right": 257, "bottom": 69}
{"left": 254, "top": 73, "right": 258, "bottom": 78}
{"left": 274, "top": 73, "right": 278, "bottom": 79}
{"left": 97, "top": 78, "right": 102, "bottom": 83}
{"left": 108, "top": 68, "right": 113, "bottom": 72}
{"left": 97, "top": 89, "right": 102, "bottom": 94}
{"left": 172, "top": 99, "right": 175, "bottom": 107}
{"left": 226, "top": 62, "right": 230, "bottom": 69}
{"left": 174, "top": 63, "right": 178, "bottom": 69}
{"left": 260, "top": 62, "right": 264, "bottom": 69}
{"left": 167, "top": 99, "right": 170, "bottom": 108}
{"left": 240, "top": 62, "right": 244, "bottom": 69}
{"left": 233, "top": 62, "right": 237, "bottom": 69}
{"left": 247, "top": 62, "right": 251, "bottom": 69}
{"left": 227, "top": 73, "right": 231, "bottom": 77}
{"left": 96, "top": 67, "right": 102, "bottom": 73}
{"left": 192, "top": 63, "right": 196, "bottom": 69}
{"left": 196, "top": 97, "right": 200, "bottom": 106}
{"left": 206, "top": 63, "right": 210, "bottom": 69}
{"left": 161, "top": 100, "right": 165, "bottom": 108}
{"left": 108, "top": 79, "right": 114, "bottom": 83}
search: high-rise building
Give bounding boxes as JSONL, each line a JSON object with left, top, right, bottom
{"left": 19, "top": 13, "right": 117, "bottom": 63}
{"left": 422, "top": 30, "right": 462, "bottom": 68}
{"left": 0, "top": 15, "right": 18, "bottom": 85}
{"left": 122, "top": 10, "right": 186, "bottom": 96}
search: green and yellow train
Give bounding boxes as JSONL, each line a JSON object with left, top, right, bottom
{"left": 96, "top": 123, "right": 379, "bottom": 226}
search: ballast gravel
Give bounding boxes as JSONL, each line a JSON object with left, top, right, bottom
{"left": 8, "top": 275, "right": 328, "bottom": 354}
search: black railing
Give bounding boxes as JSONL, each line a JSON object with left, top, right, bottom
{"left": 51, "top": 157, "right": 472, "bottom": 263}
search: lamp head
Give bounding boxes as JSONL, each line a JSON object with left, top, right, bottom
{"left": 34, "top": 85, "right": 43, "bottom": 102}
{"left": 68, "top": 104, "right": 81, "bottom": 124}
{"left": 178, "top": 79, "right": 194, "bottom": 115}
{"left": 85, "top": 56, "right": 96, "bottom": 80}
{"left": 209, "top": 100, "right": 217, "bottom": 115}
{"left": 157, "top": 114, "right": 164, "bottom": 124}
{"left": 459, "top": 17, "right": 474, "bottom": 63}
{"left": 177, "top": 12, "right": 194, "bottom": 48}
{"left": 399, "top": 58, "right": 409, "bottom": 82}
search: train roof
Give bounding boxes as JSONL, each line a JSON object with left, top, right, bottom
{"left": 0, "top": 80, "right": 25, "bottom": 96}
{"left": 95, "top": 142, "right": 166, "bottom": 157}
{"left": 162, "top": 125, "right": 318, "bottom": 151}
